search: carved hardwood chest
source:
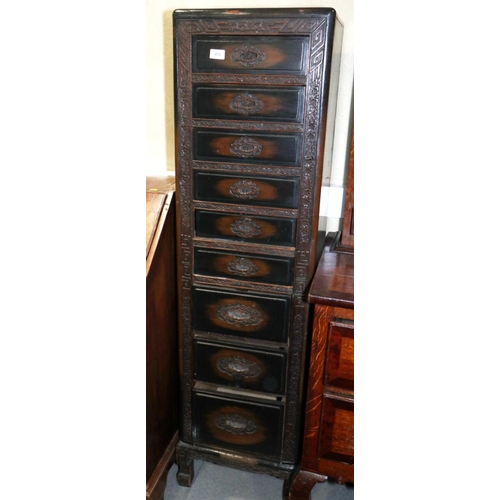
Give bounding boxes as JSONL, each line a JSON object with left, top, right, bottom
{"left": 173, "top": 8, "right": 343, "bottom": 498}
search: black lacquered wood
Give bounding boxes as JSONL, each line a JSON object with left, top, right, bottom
{"left": 195, "top": 210, "right": 296, "bottom": 247}
{"left": 173, "top": 7, "right": 343, "bottom": 491}
{"left": 193, "top": 129, "right": 302, "bottom": 166}
{"left": 192, "top": 287, "right": 290, "bottom": 342}
{"left": 194, "top": 340, "right": 287, "bottom": 394}
{"left": 193, "top": 247, "right": 294, "bottom": 285}
{"left": 192, "top": 36, "right": 308, "bottom": 74}
{"left": 193, "top": 391, "right": 284, "bottom": 459}
{"left": 192, "top": 85, "right": 305, "bottom": 122}
{"left": 193, "top": 171, "right": 300, "bottom": 208}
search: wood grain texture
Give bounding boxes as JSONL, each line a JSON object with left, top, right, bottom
{"left": 290, "top": 230, "right": 354, "bottom": 497}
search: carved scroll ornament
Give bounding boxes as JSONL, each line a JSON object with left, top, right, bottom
{"left": 231, "top": 44, "right": 267, "bottom": 67}
{"left": 216, "top": 303, "right": 263, "bottom": 327}
{"left": 215, "top": 413, "right": 258, "bottom": 435}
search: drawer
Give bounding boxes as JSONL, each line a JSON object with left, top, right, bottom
{"left": 193, "top": 171, "right": 299, "bottom": 208}
{"left": 325, "top": 319, "right": 354, "bottom": 393}
{"left": 193, "top": 86, "right": 305, "bottom": 122}
{"left": 195, "top": 210, "right": 296, "bottom": 247}
{"left": 193, "top": 391, "right": 284, "bottom": 459}
{"left": 192, "top": 36, "right": 308, "bottom": 74}
{"left": 319, "top": 395, "right": 354, "bottom": 466}
{"left": 193, "top": 129, "right": 302, "bottom": 166}
{"left": 194, "top": 340, "right": 287, "bottom": 394}
{"left": 192, "top": 287, "right": 290, "bottom": 343}
{"left": 194, "top": 247, "right": 294, "bottom": 286}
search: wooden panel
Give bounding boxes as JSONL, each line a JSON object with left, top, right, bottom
{"left": 193, "top": 129, "right": 302, "bottom": 166}
{"left": 146, "top": 189, "right": 178, "bottom": 482}
{"left": 192, "top": 36, "right": 308, "bottom": 74}
{"left": 193, "top": 392, "right": 284, "bottom": 459}
{"left": 192, "top": 287, "right": 290, "bottom": 342}
{"left": 194, "top": 340, "right": 287, "bottom": 394}
{"left": 193, "top": 171, "right": 299, "bottom": 208}
{"left": 319, "top": 395, "right": 354, "bottom": 465}
{"left": 194, "top": 247, "right": 294, "bottom": 285}
{"left": 308, "top": 248, "right": 354, "bottom": 308}
{"left": 195, "top": 210, "right": 296, "bottom": 247}
{"left": 193, "top": 86, "right": 305, "bottom": 122}
{"left": 325, "top": 319, "right": 354, "bottom": 393}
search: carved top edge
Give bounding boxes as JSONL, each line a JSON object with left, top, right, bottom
{"left": 174, "top": 11, "right": 332, "bottom": 35}
{"left": 173, "top": 8, "right": 335, "bottom": 19}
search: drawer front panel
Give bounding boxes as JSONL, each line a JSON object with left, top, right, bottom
{"left": 325, "top": 320, "right": 354, "bottom": 393}
{"left": 193, "top": 171, "right": 299, "bottom": 208}
{"left": 193, "top": 129, "right": 302, "bottom": 166}
{"left": 194, "top": 341, "right": 287, "bottom": 394}
{"left": 193, "top": 86, "right": 305, "bottom": 122}
{"left": 192, "top": 36, "right": 308, "bottom": 74}
{"left": 193, "top": 287, "right": 290, "bottom": 342}
{"left": 194, "top": 248, "right": 294, "bottom": 286}
{"left": 193, "top": 392, "right": 284, "bottom": 459}
{"left": 195, "top": 210, "right": 296, "bottom": 247}
{"left": 319, "top": 395, "right": 354, "bottom": 465}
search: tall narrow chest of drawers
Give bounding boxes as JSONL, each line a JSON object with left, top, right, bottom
{"left": 173, "top": 8, "right": 343, "bottom": 499}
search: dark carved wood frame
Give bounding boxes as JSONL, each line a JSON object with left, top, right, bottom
{"left": 173, "top": 9, "right": 339, "bottom": 498}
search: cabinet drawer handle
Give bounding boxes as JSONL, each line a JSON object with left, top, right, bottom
{"left": 216, "top": 303, "right": 263, "bottom": 327}
{"left": 227, "top": 257, "right": 258, "bottom": 277}
{"left": 230, "top": 217, "right": 261, "bottom": 238}
{"left": 229, "top": 92, "right": 264, "bottom": 115}
{"left": 217, "top": 356, "right": 261, "bottom": 380}
{"left": 229, "top": 179, "right": 260, "bottom": 199}
{"left": 229, "top": 136, "right": 263, "bottom": 158}
{"left": 231, "top": 44, "right": 266, "bottom": 67}
{"left": 215, "top": 413, "right": 257, "bottom": 435}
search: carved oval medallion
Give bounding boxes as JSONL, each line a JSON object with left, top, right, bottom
{"left": 227, "top": 257, "right": 258, "bottom": 277}
{"left": 216, "top": 303, "right": 263, "bottom": 327}
{"left": 229, "top": 136, "right": 263, "bottom": 158}
{"left": 230, "top": 217, "right": 261, "bottom": 238}
{"left": 229, "top": 179, "right": 260, "bottom": 199}
{"left": 229, "top": 92, "right": 264, "bottom": 115}
{"left": 215, "top": 413, "right": 257, "bottom": 435}
{"left": 216, "top": 356, "right": 261, "bottom": 380}
{"left": 231, "top": 44, "right": 266, "bottom": 67}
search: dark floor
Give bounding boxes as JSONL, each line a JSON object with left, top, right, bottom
{"left": 164, "top": 459, "right": 354, "bottom": 500}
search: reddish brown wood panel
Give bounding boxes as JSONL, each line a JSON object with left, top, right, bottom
{"left": 146, "top": 185, "right": 179, "bottom": 484}
{"left": 325, "top": 320, "right": 354, "bottom": 393}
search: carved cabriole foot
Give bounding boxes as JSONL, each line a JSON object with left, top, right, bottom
{"left": 288, "top": 469, "right": 328, "bottom": 500}
{"left": 175, "top": 444, "right": 194, "bottom": 487}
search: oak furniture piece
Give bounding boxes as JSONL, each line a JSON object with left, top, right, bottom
{"left": 289, "top": 135, "right": 354, "bottom": 499}
{"left": 146, "top": 176, "right": 179, "bottom": 500}
{"left": 172, "top": 8, "right": 343, "bottom": 499}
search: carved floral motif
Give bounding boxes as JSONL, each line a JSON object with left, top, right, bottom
{"left": 227, "top": 257, "right": 258, "bottom": 276}
{"left": 216, "top": 303, "right": 263, "bottom": 327}
{"left": 215, "top": 413, "right": 257, "bottom": 435}
{"left": 229, "top": 136, "right": 263, "bottom": 158}
{"left": 217, "top": 356, "right": 261, "bottom": 380}
{"left": 229, "top": 92, "right": 264, "bottom": 115}
{"left": 231, "top": 44, "right": 267, "bottom": 67}
{"left": 229, "top": 179, "right": 260, "bottom": 199}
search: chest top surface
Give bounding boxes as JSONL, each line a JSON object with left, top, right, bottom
{"left": 308, "top": 236, "right": 354, "bottom": 308}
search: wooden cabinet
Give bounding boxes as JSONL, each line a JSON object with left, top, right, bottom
{"left": 146, "top": 177, "right": 179, "bottom": 500}
{"left": 172, "top": 8, "right": 343, "bottom": 499}
{"left": 290, "top": 134, "right": 354, "bottom": 499}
